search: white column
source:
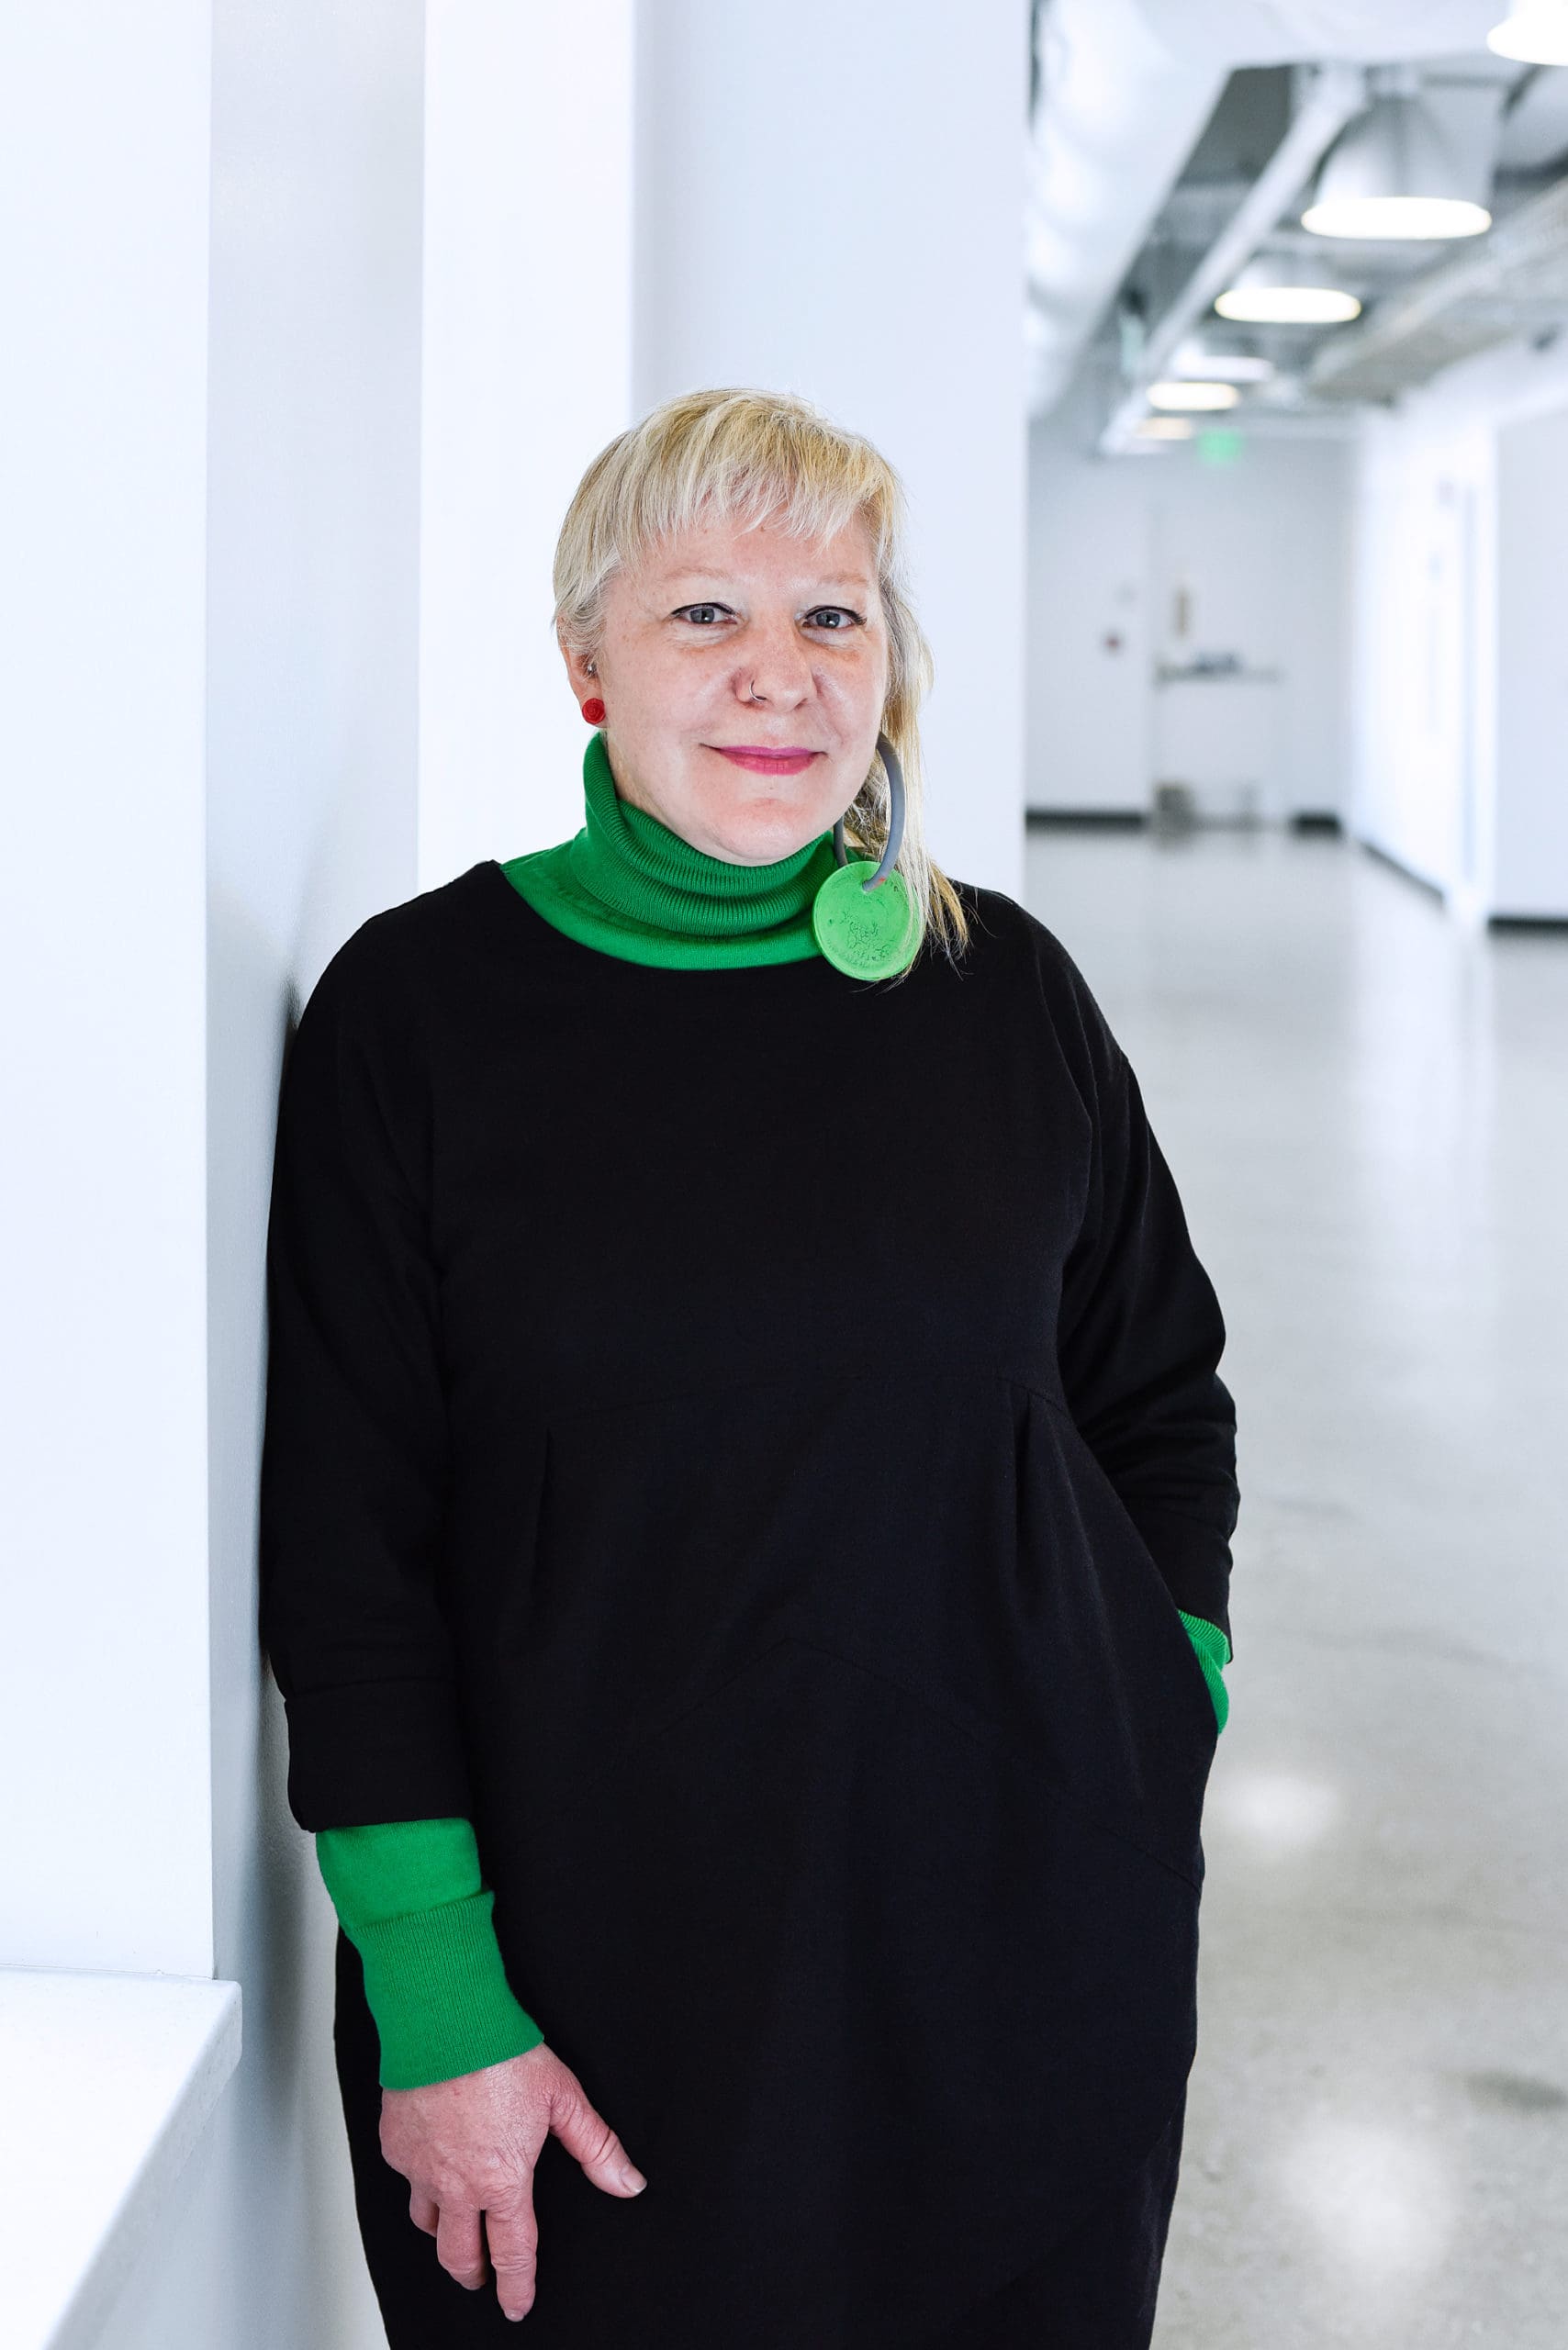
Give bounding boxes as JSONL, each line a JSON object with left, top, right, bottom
{"left": 633, "top": 0, "right": 1032, "bottom": 901}
{"left": 418, "top": 0, "right": 637, "bottom": 887}
{"left": 201, "top": 2, "right": 432, "bottom": 2341}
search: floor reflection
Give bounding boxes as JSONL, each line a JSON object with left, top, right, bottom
{"left": 1026, "top": 821, "right": 1568, "bottom": 2349}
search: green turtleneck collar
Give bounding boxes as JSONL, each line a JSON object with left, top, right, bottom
{"left": 498, "top": 729, "right": 842, "bottom": 969}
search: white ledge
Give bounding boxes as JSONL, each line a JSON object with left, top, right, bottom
{"left": 0, "top": 1965, "right": 242, "bottom": 2350}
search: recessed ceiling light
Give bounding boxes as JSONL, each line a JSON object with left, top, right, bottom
{"left": 1302, "top": 95, "right": 1492, "bottom": 240}
{"left": 1133, "top": 417, "right": 1195, "bottom": 441}
{"left": 1148, "top": 380, "right": 1240, "bottom": 411}
{"left": 1487, "top": 1, "right": 1568, "bottom": 64}
{"left": 1215, "top": 254, "right": 1361, "bottom": 325}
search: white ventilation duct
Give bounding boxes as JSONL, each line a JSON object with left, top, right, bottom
{"left": 1026, "top": 0, "right": 1515, "bottom": 418}
{"left": 1136, "top": 0, "right": 1507, "bottom": 49}
{"left": 1025, "top": 0, "right": 1227, "bottom": 420}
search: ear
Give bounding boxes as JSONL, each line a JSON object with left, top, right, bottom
{"left": 559, "top": 629, "right": 598, "bottom": 702}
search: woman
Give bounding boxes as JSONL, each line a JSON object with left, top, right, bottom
{"left": 259, "top": 386, "right": 1238, "bottom": 2348}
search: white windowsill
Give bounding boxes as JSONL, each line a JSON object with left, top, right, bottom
{"left": 0, "top": 1966, "right": 242, "bottom": 2350}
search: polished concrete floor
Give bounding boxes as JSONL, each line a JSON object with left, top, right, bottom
{"left": 1024, "top": 820, "right": 1568, "bottom": 2350}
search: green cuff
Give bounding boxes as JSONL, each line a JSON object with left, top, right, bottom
{"left": 349, "top": 1886, "right": 545, "bottom": 2089}
{"left": 1178, "top": 1609, "right": 1231, "bottom": 1734}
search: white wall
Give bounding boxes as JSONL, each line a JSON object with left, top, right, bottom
{"left": 633, "top": 0, "right": 1032, "bottom": 904}
{"left": 1495, "top": 407, "right": 1568, "bottom": 917}
{"left": 1353, "top": 404, "right": 1493, "bottom": 905}
{"left": 0, "top": 8, "right": 215, "bottom": 1975}
{"left": 418, "top": 1, "right": 635, "bottom": 888}
{"left": 1028, "top": 396, "right": 1354, "bottom": 817}
{"left": 1351, "top": 332, "right": 1568, "bottom": 923}
{"left": 1029, "top": 415, "right": 1156, "bottom": 812}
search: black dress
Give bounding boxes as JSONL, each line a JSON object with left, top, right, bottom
{"left": 260, "top": 864, "right": 1238, "bottom": 2348}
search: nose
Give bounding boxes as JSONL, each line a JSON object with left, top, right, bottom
{"left": 735, "top": 613, "right": 812, "bottom": 705}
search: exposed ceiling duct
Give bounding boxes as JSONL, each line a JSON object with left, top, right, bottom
{"left": 1025, "top": 0, "right": 1228, "bottom": 420}
{"left": 1094, "top": 69, "right": 1529, "bottom": 446}
{"left": 1303, "top": 171, "right": 1568, "bottom": 397}
{"left": 1026, "top": 0, "right": 1520, "bottom": 419}
{"left": 1095, "top": 62, "right": 1364, "bottom": 453}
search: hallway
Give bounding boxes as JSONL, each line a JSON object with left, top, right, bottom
{"left": 1026, "top": 820, "right": 1568, "bottom": 2346}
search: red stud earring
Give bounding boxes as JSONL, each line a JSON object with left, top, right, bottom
{"left": 581, "top": 697, "right": 606, "bottom": 724}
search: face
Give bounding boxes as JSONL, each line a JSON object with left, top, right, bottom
{"left": 560, "top": 506, "right": 890, "bottom": 866}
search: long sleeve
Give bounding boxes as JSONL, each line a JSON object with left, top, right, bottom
{"left": 316, "top": 1816, "right": 544, "bottom": 2089}
{"left": 259, "top": 930, "right": 475, "bottom": 1829}
{"left": 1179, "top": 1612, "right": 1231, "bottom": 1731}
{"left": 1054, "top": 968, "right": 1240, "bottom": 1645}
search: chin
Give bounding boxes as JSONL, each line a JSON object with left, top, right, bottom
{"left": 714, "top": 814, "right": 826, "bottom": 865}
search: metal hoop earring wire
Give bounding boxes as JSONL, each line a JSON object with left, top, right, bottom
{"left": 833, "top": 733, "right": 906, "bottom": 890}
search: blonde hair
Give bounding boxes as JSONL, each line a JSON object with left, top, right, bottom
{"left": 552, "top": 386, "right": 972, "bottom": 970}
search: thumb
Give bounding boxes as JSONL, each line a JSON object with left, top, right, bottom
{"left": 548, "top": 2072, "right": 648, "bottom": 2199}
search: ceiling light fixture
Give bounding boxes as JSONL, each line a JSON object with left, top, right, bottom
{"left": 1148, "top": 380, "right": 1240, "bottom": 411}
{"left": 1133, "top": 417, "right": 1196, "bottom": 441}
{"left": 1302, "top": 93, "right": 1492, "bottom": 240}
{"left": 1215, "top": 253, "right": 1361, "bottom": 325}
{"left": 1487, "top": 1, "right": 1568, "bottom": 62}
{"left": 1170, "top": 336, "right": 1275, "bottom": 384}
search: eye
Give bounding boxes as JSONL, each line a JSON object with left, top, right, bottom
{"left": 673, "top": 602, "right": 734, "bottom": 626}
{"left": 804, "top": 607, "right": 864, "bottom": 631}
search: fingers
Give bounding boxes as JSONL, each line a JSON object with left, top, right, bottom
{"left": 387, "top": 2050, "right": 645, "bottom": 2327}
{"left": 435, "top": 2200, "right": 487, "bottom": 2294}
{"left": 419, "top": 2185, "right": 538, "bottom": 2321}
{"left": 484, "top": 2190, "right": 542, "bottom": 2322}
{"left": 547, "top": 2071, "right": 648, "bottom": 2198}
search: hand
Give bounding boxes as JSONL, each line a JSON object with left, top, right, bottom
{"left": 378, "top": 2039, "right": 647, "bottom": 2322}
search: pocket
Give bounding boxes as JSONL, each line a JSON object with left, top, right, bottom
{"left": 1103, "top": 1493, "right": 1225, "bottom": 1767}
{"left": 1013, "top": 1393, "right": 1219, "bottom": 1888}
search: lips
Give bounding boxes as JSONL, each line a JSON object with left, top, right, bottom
{"left": 710, "top": 745, "right": 822, "bottom": 775}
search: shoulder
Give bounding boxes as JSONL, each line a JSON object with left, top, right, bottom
{"left": 282, "top": 866, "right": 504, "bottom": 1152}
{"left": 945, "top": 879, "right": 1123, "bottom": 1057}
{"left": 937, "top": 878, "right": 1134, "bottom": 1147}
{"left": 275, "top": 867, "right": 505, "bottom": 1185}
{"left": 298, "top": 862, "right": 499, "bottom": 1036}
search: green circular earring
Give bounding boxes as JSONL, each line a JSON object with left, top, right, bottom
{"left": 811, "top": 733, "right": 919, "bottom": 980}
